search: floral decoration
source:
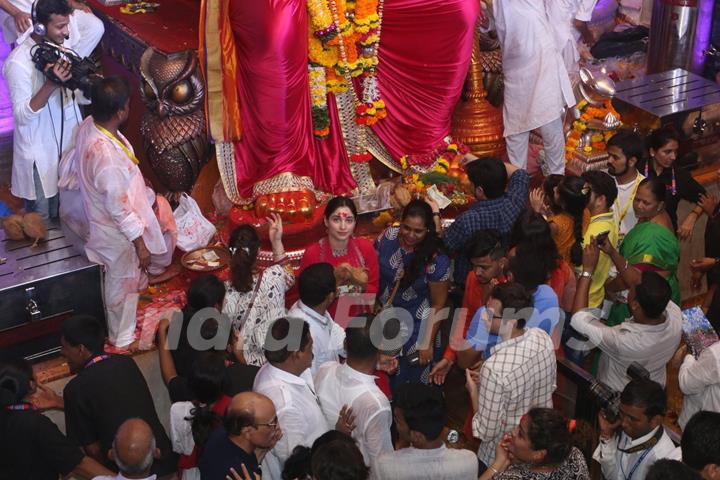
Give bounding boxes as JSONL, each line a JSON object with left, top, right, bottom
{"left": 307, "top": 0, "right": 386, "bottom": 146}
{"left": 565, "top": 99, "right": 622, "bottom": 160}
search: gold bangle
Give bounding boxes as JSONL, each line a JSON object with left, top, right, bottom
{"left": 488, "top": 465, "right": 500, "bottom": 476}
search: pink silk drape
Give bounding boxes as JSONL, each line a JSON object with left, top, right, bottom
{"left": 372, "top": 0, "right": 479, "bottom": 159}
{"left": 228, "top": 0, "right": 356, "bottom": 198}
{"left": 228, "top": 0, "right": 478, "bottom": 198}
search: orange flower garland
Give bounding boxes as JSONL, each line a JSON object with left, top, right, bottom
{"left": 306, "top": 0, "right": 387, "bottom": 155}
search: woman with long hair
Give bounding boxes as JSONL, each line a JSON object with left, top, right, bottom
{"left": 375, "top": 199, "right": 450, "bottom": 389}
{"left": 511, "top": 210, "right": 576, "bottom": 314}
{"left": 480, "top": 408, "right": 589, "bottom": 479}
{"left": 642, "top": 127, "right": 707, "bottom": 238}
{"left": 223, "top": 214, "right": 294, "bottom": 366}
{"left": 299, "top": 196, "right": 379, "bottom": 324}
{"left": 530, "top": 174, "right": 588, "bottom": 267}
{"left": 170, "top": 352, "right": 231, "bottom": 480}
{"left": 602, "top": 177, "right": 681, "bottom": 326}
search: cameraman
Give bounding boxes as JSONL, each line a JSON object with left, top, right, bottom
{"left": 570, "top": 237, "right": 682, "bottom": 392}
{"left": 0, "top": 0, "right": 103, "bottom": 57}
{"left": 594, "top": 378, "right": 676, "bottom": 480}
{"left": 3, "top": 0, "right": 84, "bottom": 222}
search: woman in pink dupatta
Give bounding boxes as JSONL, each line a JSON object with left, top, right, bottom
{"left": 225, "top": 0, "right": 479, "bottom": 201}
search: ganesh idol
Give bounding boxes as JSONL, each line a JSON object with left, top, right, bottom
{"left": 201, "top": 0, "right": 479, "bottom": 212}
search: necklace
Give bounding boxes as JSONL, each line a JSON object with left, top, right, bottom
{"left": 331, "top": 246, "right": 348, "bottom": 257}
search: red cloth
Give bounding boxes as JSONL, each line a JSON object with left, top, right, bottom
{"left": 298, "top": 237, "right": 379, "bottom": 328}
{"left": 226, "top": 0, "right": 478, "bottom": 197}
{"left": 177, "top": 394, "right": 232, "bottom": 476}
{"left": 371, "top": 0, "right": 479, "bottom": 159}
{"left": 228, "top": 0, "right": 356, "bottom": 198}
{"left": 548, "top": 259, "right": 576, "bottom": 313}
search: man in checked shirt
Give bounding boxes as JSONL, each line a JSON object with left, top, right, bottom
{"left": 464, "top": 282, "right": 557, "bottom": 474}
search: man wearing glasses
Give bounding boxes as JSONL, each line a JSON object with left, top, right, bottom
{"left": 199, "top": 391, "right": 281, "bottom": 480}
{"left": 464, "top": 282, "right": 556, "bottom": 473}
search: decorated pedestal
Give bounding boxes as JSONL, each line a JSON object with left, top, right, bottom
{"left": 564, "top": 68, "right": 622, "bottom": 175}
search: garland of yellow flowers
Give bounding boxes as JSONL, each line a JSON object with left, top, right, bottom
{"left": 307, "top": 0, "right": 386, "bottom": 146}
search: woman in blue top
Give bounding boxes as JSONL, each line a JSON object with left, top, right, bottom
{"left": 375, "top": 199, "right": 451, "bottom": 389}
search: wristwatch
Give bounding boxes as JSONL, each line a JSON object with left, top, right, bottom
{"left": 580, "top": 271, "right": 593, "bottom": 279}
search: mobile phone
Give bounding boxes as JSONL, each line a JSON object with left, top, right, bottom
{"left": 407, "top": 351, "right": 421, "bottom": 366}
{"left": 595, "top": 230, "right": 610, "bottom": 244}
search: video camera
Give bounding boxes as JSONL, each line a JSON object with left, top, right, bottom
{"left": 30, "top": 41, "right": 101, "bottom": 97}
{"left": 558, "top": 358, "right": 650, "bottom": 422}
{"left": 589, "top": 362, "right": 650, "bottom": 421}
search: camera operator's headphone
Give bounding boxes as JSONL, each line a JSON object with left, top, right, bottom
{"left": 31, "top": 0, "right": 46, "bottom": 37}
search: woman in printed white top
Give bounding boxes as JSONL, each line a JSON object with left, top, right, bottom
{"left": 222, "top": 214, "right": 294, "bottom": 367}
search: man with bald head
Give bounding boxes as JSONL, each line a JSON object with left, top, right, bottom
{"left": 199, "top": 391, "right": 282, "bottom": 480}
{"left": 92, "top": 418, "right": 159, "bottom": 480}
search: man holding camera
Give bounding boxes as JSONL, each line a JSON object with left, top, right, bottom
{"left": 3, "top": 0, "right": 82, "bottom": 221}
{"left": 594, "top": 378, "right": 676, "bottom": 480}
{"left": 0, "top": 0, "right": 103, "bottom": 57}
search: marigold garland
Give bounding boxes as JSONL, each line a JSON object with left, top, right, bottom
{"left": 307, "top": 0, "right": 387, "bottom": 146}
{"left": 565, "top": 99, "right": 622, "bottom": 160}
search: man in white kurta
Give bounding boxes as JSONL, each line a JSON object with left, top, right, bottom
{"left": 253, "top": 319, "right": 331, "bottom": 480}
{"left": 74, "top": 77, "right": 170, "bottom": 347}
{"left": 3, "top": 0, "right": 83, "bottom": 221}
{"left": 0, "top": 0, "right": 103, "bottom": 58}
{"left": 547, "top": 0, "right": 599, "bottom": 76}
{"left": 314, "top": 325, "right": 393, "bottom": 471}
{"left": 492, "top": 0, "right": 575, "bottom": 175}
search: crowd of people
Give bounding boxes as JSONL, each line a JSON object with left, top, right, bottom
{"left": 2, "top": 126, "right": 720, "bottom": 479}
{"left": 2, "top": 0, "right": 720, "bottom": 479}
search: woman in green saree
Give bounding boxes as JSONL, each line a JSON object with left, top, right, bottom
{"left": 601, "top": 177, "right": 680, "bottom": 326}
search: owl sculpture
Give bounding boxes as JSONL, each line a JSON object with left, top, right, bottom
{"left": 139, "top": 47, "right": 209, "bottom": 196}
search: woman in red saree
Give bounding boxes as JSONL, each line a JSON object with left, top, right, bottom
{"left": 210, "top": 0, "right": 479, "bottom": 202}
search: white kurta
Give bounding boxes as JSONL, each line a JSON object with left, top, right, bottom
{"left": 493, "top": 0, "right": 575, "bottom": 137}
{"left": 3, "top": 38, "right": 81, "bottom": 201}
{"left": 254, "top": 364, "right": 329, "bottom": 480}
{"left": 1, "top": 1, "right": 105, "bottom": 58}
{"left": 546, "top": 0, "right": 599, "bottom": 73}
{"left": 73, "top": 116, "right": 167, "bottom": 345}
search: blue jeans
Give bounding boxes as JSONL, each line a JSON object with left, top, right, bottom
{"left": 24, "top": 164, "right": 58, "bottom": 221}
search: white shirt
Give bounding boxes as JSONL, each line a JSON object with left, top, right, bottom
{"left": 472, "top": 328, "right": 556, "bottom": 466}
{"left": 492, "top": 0, "right": 575, "bottom": 137}
{"left": 288, "top": 300, "right": 346, "bottom": 375}
{"left": 314, "top": 362, "right": 392, "bottom": 467}
{"left": 613, "top": 172, "right": 644, "bottom": 241}
{"left": 222, "top": 264, "right": 295, "bottom": 367}
{"left": 374, "top": 445, "right": 479, "bottom": 480}
{"left": 1, "top": 1, "right": 104, "bottom": 57}
{"left": 253, "top": 363, "right": 328, "bottom": 480}
{"left": 169, "top": 402, "right": 200, "bottom": 480}
{"left": 73, "top": 117, "right": 167, "bottom": 278}
{"left": 571, "top": 302, "right": 683, "bottom": 392}
{"left": 593, "top": 426, "right": 676, "bottom": 480}
{"left": 3, "top": 38, "right": 82, "bottom": 201}
{"left": 678, "top": 342, "right": 720, "bottom": 428}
